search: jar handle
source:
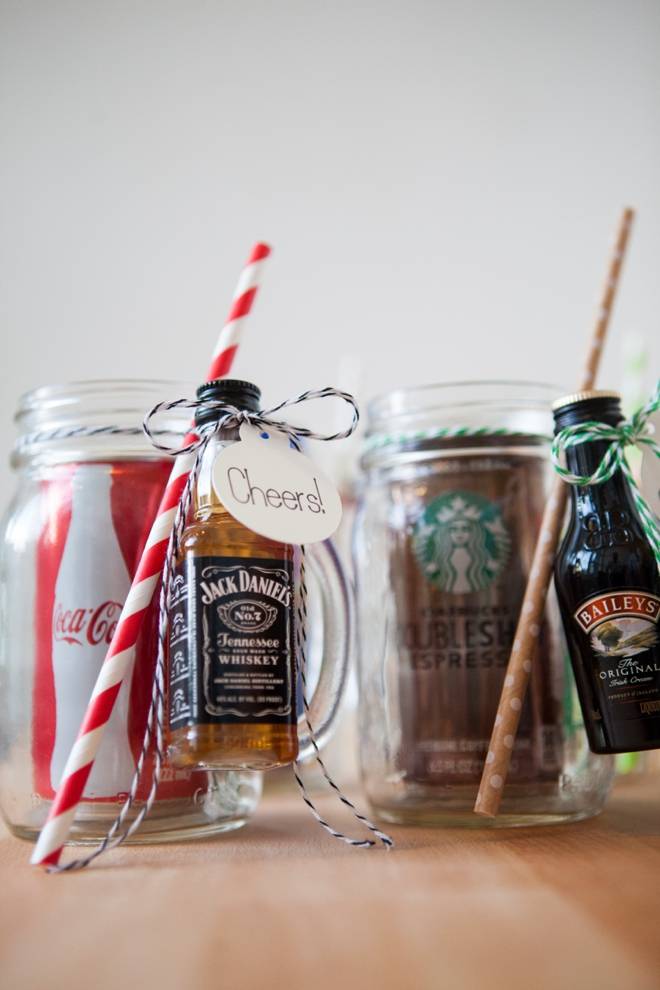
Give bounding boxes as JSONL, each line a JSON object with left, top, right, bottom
{"left": 296, "top": 539, "right": 352, "bottom": 760}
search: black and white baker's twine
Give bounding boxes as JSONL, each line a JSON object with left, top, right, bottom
{"left": 48, "top": 387, "right": 392, "bottom": 871}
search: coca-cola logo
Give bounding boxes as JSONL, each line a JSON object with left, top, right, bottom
{"left": 53, "top": 601, "right": 122, "bottom": 646}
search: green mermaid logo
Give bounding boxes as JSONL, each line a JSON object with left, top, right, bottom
{"left": 413, "top": 492, "right": 511, "bottom": 594}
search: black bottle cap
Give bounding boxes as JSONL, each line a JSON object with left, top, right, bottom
{"left": 552, "top": 389, "right": 623, "bottom": 433}
{"left": 195, "top": 378, "right": 261, "bottom": 427}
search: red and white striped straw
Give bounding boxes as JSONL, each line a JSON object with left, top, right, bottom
{"left": 32, "top": 241, "right": 271, "bottom": 867}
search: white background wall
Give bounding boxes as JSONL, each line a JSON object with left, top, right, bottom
{"left": 1, "top": 0, "right": 659, "bottom": 500}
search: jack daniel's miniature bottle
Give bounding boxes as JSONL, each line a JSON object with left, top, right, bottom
{"left": 553, "top": 390, "right": 660, "bottom": 754}
{"left": 166, "top": 379, "right": 298, "bottom": 770}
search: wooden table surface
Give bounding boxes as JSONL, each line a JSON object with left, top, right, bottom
{"left": 1, "top": 774, "right": 659, "bottom": 990}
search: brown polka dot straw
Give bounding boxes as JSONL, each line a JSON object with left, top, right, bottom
{"left": 474, "top": 207, "right": 635, "bottom": 818}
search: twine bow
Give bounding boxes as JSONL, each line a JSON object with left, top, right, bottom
{"left": 143, "top": 386, "right": 360, "bottom": 456}
{"left": 551, "top": 381, "right": 660, "bottom": 568}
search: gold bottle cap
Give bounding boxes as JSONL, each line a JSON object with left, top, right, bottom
{"left": 552, "top": 389, "right": 621, "bottom": 412}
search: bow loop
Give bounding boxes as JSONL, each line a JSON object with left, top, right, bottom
{"left": 143, "top": 387, "right": 360, "bottom": 457}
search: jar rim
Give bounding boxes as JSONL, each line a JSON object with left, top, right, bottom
{"left": 367, "top": 379, "right": 565, "bottom": 430}
{"left": 16, "top": 378, "right": 198, "bottom": 417}
{"left": 362, "top": 380, "right": 566, "bottom": 469}
{"left": 12, "top": 378, "right": 197, "bottom": 468}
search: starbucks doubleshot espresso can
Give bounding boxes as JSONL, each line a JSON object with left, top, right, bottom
{"left": 354, "top": 382, "right": 615, "bottom": 827}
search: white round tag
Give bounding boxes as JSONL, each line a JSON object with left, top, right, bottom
{"left": 211, "top": 424, "right": 343, "bottom": 545}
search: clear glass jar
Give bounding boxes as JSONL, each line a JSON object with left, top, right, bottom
{"left": 354, "top": 381, "right": 615, "bottom": 827}
{"left": 0, "top": 380, "right": 351, "bottom": 844}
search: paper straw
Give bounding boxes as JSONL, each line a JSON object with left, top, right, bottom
{"left": 474, "top": 208, "right": 635, "bottom": 818}
{"left": 32, "top": 241, "right": 272, "bottom": 866}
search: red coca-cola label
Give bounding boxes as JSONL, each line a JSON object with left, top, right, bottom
{"left": 53, "top": 600, "right": 122, "bottom": 646}
{"left": 33, "top": 459, "right": 205, "bottom": 803}
{"left": 575, "top": 591, "right": 660, "bottom": 633}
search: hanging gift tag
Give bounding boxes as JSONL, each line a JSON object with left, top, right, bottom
{"left": 212, "top": 423, "right": 342, "bottom": 544}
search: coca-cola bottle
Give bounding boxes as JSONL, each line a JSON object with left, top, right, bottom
{"left": 553, "top": 390, "right": 660, "bottom": 754}
{"left": 33, "top": 457, "right": 199, "bottom": 803}
{"left": 49, "top": 466, "right": 136, "bottom": 796}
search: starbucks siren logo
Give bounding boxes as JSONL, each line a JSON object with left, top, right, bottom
{"left": 413, "top": 492, "right": 511, "bottom": 593}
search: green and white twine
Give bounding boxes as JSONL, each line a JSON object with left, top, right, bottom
{"left": 551, "top": 381, "right": 660, "bottom": 569}
{"left": 364, "top": 424, "right": 549, "bottom": 453}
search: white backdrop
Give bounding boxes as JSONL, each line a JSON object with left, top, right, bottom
{"left": 1, "top": 0, "right": 659, "bottom": 501}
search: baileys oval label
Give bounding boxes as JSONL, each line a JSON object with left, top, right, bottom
{"left": 413, "top": 492, "right": 511, "bottom": 594}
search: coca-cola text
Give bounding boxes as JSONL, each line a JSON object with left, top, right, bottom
{"left": 53, "top": 601, "right": 122, "bottom": 646}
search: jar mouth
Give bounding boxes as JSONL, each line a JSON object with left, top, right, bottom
{"left": 13, "top": 378, "right": 197, "bottom": 468}
{"left": 367, "top": 380, "right": 565, "bottom": 430}
{"left": 16, "top": 379, "right": 198, "bottom": 418}
{"left": 363, "top": 380, "right": 567, "bottom": 468}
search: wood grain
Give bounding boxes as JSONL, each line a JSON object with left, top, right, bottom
{"left": 1, "top": 773, "right": 659, "bottom": 990}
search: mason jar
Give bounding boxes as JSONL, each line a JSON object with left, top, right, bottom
{"left": 0, "top": 380, "right": 350, "bottom": 844}
{"left": 354, "top": 381, "right": 615, "bottom": 827}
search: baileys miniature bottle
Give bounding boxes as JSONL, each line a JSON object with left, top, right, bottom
{"left": 553, "top": 390, "right": 660, "bottom": 754}
{"left": 166, "top": 379, "right": 298, "bottom": 770}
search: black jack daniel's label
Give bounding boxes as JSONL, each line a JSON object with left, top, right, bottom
{"left": 168, "top": 556, "right": 295, "bottom": 727}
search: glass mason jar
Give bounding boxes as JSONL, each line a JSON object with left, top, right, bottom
{"left": 354, "top": 382, "right": 615, "bottom": 827}
{"left": 0, "top": 380, "right": 351, "bottom": 844}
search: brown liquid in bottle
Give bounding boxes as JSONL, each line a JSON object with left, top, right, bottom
{"left": 166, "top": 378, "right": 298, "bottom": 771}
